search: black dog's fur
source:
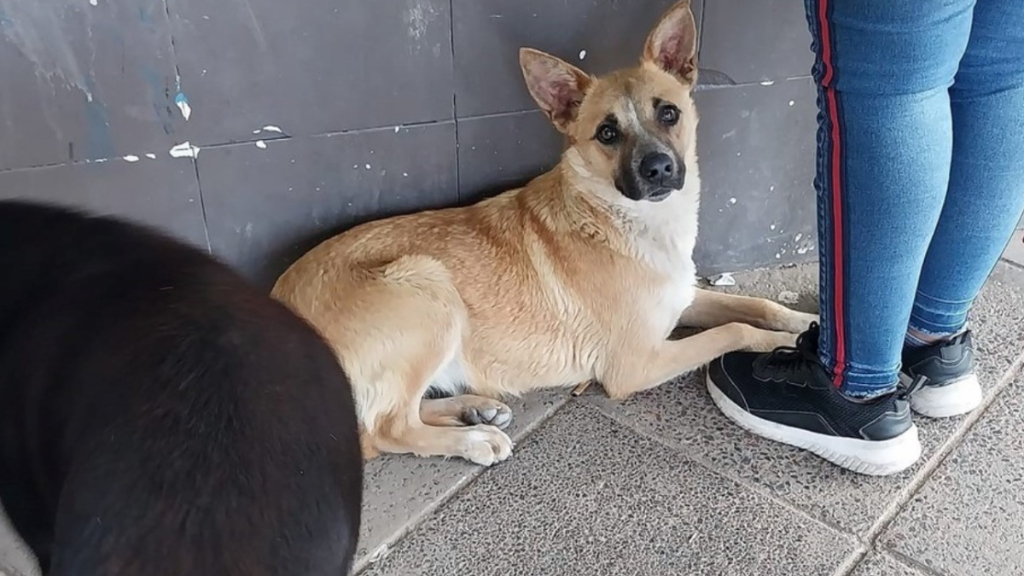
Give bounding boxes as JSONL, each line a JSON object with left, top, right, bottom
{"left": 0, "top": 201, "right": 362, "bottom": 575}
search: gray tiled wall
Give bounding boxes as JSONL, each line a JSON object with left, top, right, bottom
{"left": 0, "top": 0, "right": 822, "bottom": 286}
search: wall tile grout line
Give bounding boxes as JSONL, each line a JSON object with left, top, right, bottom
{"left": 0, "top": 78, "right": 826, "bottom": 176}
{"left": 447, "top": 0, "right": 461, "bottom": 204}
{"left": 696, "top": 0, "right": 708, "bottom": 61}
{"left": 158, "top": 0, "right": 210, "bottom": 251}
{"left": 830, "top": 349, "right": 1024, "bottom": 576}
{"left": 190, "top": 157, "right": 212, "bottom": 254}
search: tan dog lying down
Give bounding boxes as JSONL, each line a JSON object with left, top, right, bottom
{"left": 272, "top": 0, "right": 816, "bottom": 466}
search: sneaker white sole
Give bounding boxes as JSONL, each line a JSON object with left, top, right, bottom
{"left": 706, "top": 374, "right": 922, "bottom": 476}
{"left": 909, "top": 374, "right": 982, "bottom": 418}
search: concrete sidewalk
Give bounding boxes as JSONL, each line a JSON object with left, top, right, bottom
{"left": 3, "top": 236, "right": 1024, "bottom": 576}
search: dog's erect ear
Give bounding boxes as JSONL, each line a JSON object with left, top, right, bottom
{"left": 519, "top": 48, "right": 592, "bottom": 133}
{"left": 643, "top": 0, "right": 698, "bottom": 84}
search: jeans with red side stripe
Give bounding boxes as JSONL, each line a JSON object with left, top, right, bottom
{"left": 805, "top": 0, "right": 1024, "bottom": 397}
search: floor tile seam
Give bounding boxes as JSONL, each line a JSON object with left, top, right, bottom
{"left": 352, "top": 394, "right": 572, "bottom": 574}
{"left": 884, "top": 546, "right": 952, "bottom": 576}
{"left": 998, "top": 257, "right": 1024, "bottom": 272}
{"left": 581, "top": 396, "right": 860, "bottom": 541}
{"left": 830, "top": 544, "right": 947, "bottom": 576}
{"left": 850, "top": 349, "right": 1024, "bottom": 563}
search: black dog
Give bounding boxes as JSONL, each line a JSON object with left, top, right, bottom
{"left": 0, "top": 201, "right": 363, "bottom": 575}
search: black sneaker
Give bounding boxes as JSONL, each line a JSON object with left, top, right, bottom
{"left": 902, "top": 330, "right": 981, "bottom": 418}
{"left": 706, "top": 324, "right": 923, "bottom": 476}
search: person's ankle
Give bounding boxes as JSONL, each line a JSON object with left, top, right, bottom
{"left": 840, "top": 385, "right": 897, "bottom": 402}
{"left": 905, "top": 326, "right": 965, "bottom": 349}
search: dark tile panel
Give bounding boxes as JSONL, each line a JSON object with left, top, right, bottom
{"left": 693, "top": 78, "right": 818, "bottom": 275}
{"left": 0, "top": 0, "right": 182, "bottom": 169}
{"left": 452, "top": 0, "right": 704, "bottom": 117}
{"left": 167, "top": 0, "right": 454, "bottom": 145}
{"left": 699, "top": 0, "right": 813, "bottom": 85}
{"left": 0, "top": 156, "right": 207, "bottom": 249}
{"left": 197, "top": 122, "right": 458, "bottom": 287}
{"left": 456, "top": 111, "right": 564, "bottom": 204}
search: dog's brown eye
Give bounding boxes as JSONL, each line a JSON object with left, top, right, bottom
{"left": 596, "top": 124, "right": 619, "bottom": 145}
{"left": 658, "top": 105, "right": 680, "bottom": 126}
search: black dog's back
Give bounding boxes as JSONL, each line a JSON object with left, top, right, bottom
{"left": 0, "top": 201, "right": 362, "bottom": 575}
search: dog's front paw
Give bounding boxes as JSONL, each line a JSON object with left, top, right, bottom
{"left": 460, "top": 399, "right": 513, "bottom": 429}
{"left": 460, "top": 425, "right": 514, "bottom": 466}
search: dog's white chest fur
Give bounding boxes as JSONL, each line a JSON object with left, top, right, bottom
{"left": 612, "top": 185, "right": 701, "bottom": 338}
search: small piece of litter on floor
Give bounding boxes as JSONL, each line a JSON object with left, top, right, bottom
{"left": 255, "top": 140, "right": 267, "bottom": 149}
{"left": 777, "top": 290, "right": 800, "bottom": 305}
{"left": 571, "top": 380, "right": 593, "bottom": 396}
{"left": 123, "top": 155, "right": 140, "bottom": 163}
{"left": 145, "top": 153, "right": 157, "bottom": 159}
{"left": 579, "top": 49, "right": 587, "bottom": 60}
{"left": 369, "top": 544, "right": 389, "bottom": 564}
{"left": 710, "top": 273, "right": 736, "bottom": 287}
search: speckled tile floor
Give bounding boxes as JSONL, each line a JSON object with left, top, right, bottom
{"left": 3, "top": 257, "right": 1024, "bottom": 576}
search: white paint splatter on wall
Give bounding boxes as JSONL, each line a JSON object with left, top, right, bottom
{"left": 169, "top": 141, "right": 201, "bottom": 158}
{"left": 405, "top": 0, "right": 439, "bottom": 41}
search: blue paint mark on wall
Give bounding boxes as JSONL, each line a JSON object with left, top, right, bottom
{"left": 84, "top": 78, "right": 114, "bottom": 159}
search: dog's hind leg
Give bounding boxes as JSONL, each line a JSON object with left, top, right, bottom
{"left": 420, "top": 395, "right": 513, "bottom": 429}
{"left": 341, "top": 256, "right": 514, "bottom": 466}
{"left": 678, "top": 288, "right": 818, "bottom": 333}
{"left": 364, "top": 345, "right": 514, "bottom": 466}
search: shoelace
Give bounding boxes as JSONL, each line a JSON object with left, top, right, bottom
{"left": 765, "top": 321, "right": 929, "bottom": 399}
{"left": 761, "top": 322, "right": 822, "bottom": 380}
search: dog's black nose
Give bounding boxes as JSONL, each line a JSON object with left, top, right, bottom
{"left": 639, "top": 152, "right": 676, "bottom": 186}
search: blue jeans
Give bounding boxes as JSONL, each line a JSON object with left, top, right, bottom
{"left": 805, "top": 0, "right": 1024, "bottom": 397}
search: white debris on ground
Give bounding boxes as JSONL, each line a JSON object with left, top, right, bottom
{"left": 777, "top": 290, "right": 800, "bottom": 305}
{"left": 709, "top": 273, "right": 736, "bottom": 287}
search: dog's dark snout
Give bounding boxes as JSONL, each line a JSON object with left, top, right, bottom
{"left": 639, "top": 152, "right": 675, "bottom": 186}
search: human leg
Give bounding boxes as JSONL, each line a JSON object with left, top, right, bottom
{"left": 903, "top": 0, "right": 1024, "bottom": 417}
{"left": 706, "top": 0, "right": 975, "bottom": 475}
